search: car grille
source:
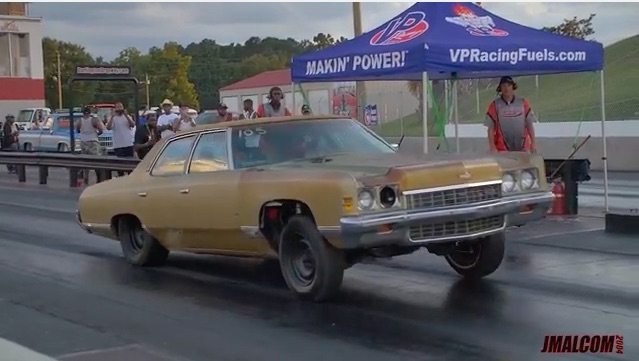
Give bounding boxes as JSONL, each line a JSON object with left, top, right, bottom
{"left": 408, "top": 215, "right": 504, "bottom": 242}
{"left": 405, "top": 183, "right": 501, "bottom": 210}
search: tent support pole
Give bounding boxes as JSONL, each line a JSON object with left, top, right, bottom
{"left": 453, "top": 80, "right": 460, "bottom": 153}
{"left": 599, "top": 70, "right": 609, "bottom": 212}
{"left": 422, "top": 72, "right": 429, "bottom": 154}
{"left": 291, "top": 82, "right": 296, "bottom": 115}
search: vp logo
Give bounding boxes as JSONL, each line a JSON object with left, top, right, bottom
{"left": 370, "top": 11, "right": 429, "bottom": 46}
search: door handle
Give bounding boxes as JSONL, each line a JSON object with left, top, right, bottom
{"left": 179, "top": 189, "right": 189, "bottom": 194}
{"left": 138, "top": 192, "right": 147, "bottom": 197}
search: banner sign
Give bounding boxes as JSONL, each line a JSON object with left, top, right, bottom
{"left": 364, "top": 104, "right": 378, "bottom": 126}
{"left": 75, "top": 65, "right": 131, "bottom": 77}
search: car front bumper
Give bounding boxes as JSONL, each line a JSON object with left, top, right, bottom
{"left": 332, "top": 192, "right": 553, "bottom": 249}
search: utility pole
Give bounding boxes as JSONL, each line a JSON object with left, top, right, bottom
{"left": 144, "top": 73, "right": 151, "bottom": 109}
{"left": 352, "top": 2, "right": 366, "bottom": 121}
{"left": 56, "top": 50, "right": 62, "bottom": 109}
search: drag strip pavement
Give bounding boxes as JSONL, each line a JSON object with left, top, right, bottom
{"left": 0, "top": 186, "right": 636, "bottom": 361}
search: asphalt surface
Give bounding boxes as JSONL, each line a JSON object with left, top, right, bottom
{"left": 0, "top": 179, "right": 637, "bottom": 361}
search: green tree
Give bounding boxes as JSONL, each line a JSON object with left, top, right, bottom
{"left": 312, "top": 32, "right": 336, "bottom": 49}
{"left": 148, "top": 42, "right": 199, "bottom": 109}
{"left": 542, "top": 14, "right": 596, "bottom": 40}
{"left": 42, "top": 37, "right": 96, "bottom": 108}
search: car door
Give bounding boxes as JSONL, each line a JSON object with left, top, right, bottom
{"left": 178, "top": 129, "right": 271, "bottom": 255}
{"left": 141, "top": 134, "right": 198, "bottom": 249}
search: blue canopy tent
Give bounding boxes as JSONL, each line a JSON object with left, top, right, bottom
{"left": 291, "top": 2, "right": 611, "bottom": 210}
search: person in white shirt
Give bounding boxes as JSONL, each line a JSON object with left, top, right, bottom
{"left": 173, "top": 103, "right": 196, "bottom": 132}
{"left": 157, "top": 99, "right": 179, "bottom": 138}
{"left": 106, "top": 102, "right": 135, "bottom": 176}
{"left": 76, "top": 106, "right": 105, "bottom": 183}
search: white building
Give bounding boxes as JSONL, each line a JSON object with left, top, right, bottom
{"left": 0, "top": 2, "right": 45, "bottom": 117}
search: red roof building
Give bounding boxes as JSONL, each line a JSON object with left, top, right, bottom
{"left": 218, "top": 68, "right": 332, "bottom": 116}
{"left": 219, "top": 69, "right": 291, "bottom": 92}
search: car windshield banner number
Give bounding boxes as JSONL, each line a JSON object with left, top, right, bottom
{"left": 238, "top": 127, "right": 267, "bottom": 138}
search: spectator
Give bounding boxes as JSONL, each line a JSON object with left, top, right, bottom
{"left": 174, "top": 103, "right": 196, "bottom": 131}
{"left": 157, "top": 99, "right": 179, "bottom": 138}
{"left": 301, "top": 104, "right": 312, "bottom": 115}
{"left": 256, "top": 87, "right": 291, "bottom": 118}
{"left": 216, "top": 103, "right": 233, "bottom": 122}
{"left": 239, "top": 99, "right": 258, "bottom": 120}
{"left": 485, "top": 76, "right": 537, "bottom": 153}
{"left": 76, "top": 106, "right": 105, "bottom": 184}
{"left": 134, "top": 112, "right": 160, "bottom": 160}
{"left": 106, "top": 102, "right": 135, "bottom": 176}
{"left": 2, "top": 114, "right": 19, "bottom": 174}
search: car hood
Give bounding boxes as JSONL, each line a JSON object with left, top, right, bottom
{"left": 264, "top": 152, "right": 510, "bottom": 176}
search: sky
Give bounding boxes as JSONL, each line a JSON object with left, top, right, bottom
{"left": 30, "top": 2, "right": 639, "bottom": 60}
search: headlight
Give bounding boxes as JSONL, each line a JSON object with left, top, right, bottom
{"left": 378, "top": 186, "right": 397, "bottom": 208}
{"left": 357, "top": 189, "right": 375, "bottom": 210}
{"left": 521, "top": 169, "right": 539, "bottom": 190}
{"left": 502, "top": 173, "right": 517, "bottom": 193}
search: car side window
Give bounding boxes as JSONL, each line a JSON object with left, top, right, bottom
{"left": 150, "top": 135, "right": 197, "bottom": 176}
{"left": 189, "top": 131, "right": 229, "bottom": 173}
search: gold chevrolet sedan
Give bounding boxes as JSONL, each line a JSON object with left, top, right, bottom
{"left": 77, "top": 115, "right": 553, "bottom": 302}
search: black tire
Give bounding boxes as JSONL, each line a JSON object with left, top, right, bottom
{"left": 58, "top": 143, "right": 69, "bottom": 152}
{"left": 278, "top": 215, "right": 345, "bottom": 302}
{"left": 118, "top": 217, "right": 169, "bottom": 267}
{"left": 24, "top": 143, "right": 32, "bottom": 152}
{"left": 444, "top": 233, "right": 505, "bottom": 279}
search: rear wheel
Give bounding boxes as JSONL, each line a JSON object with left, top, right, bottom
{"left": 58, "top": 143, "right": 69, "bottom": 152}
{"left": 23, "top": 143, "right": 32, "bottom": 151}
{"left": 279, "top": 216, "right": 345, "bottom": 302}
{"left": 118, "top": 218, "right": 169, "bottom": 267}
{"left": 444, "top": 233, "right": 505, "bottom": 279}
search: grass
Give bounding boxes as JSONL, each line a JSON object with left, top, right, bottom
{"left": 373, "top": 34, "right": 639, "bottom": 137}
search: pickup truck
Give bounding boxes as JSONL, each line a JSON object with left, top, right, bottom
{"left": 18, "top": 113, "right": 115, "bottom": 153}
{"left": 15, "top": 107, "right": 53, "bottom": 130}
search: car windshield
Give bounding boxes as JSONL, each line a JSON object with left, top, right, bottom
{"left": 231, "top": 118, "right": 395, "bottom": 169}
{"left": 54, "top": 114, "right": 80, "bottom": 129}
{"left": 17, "top": 110, "right": 34, "bottom": 123}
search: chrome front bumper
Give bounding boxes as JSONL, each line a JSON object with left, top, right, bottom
{"left": 337, "top": 192, "right": 553, "bottom": 249}
{"left": 76, "top": 210, "right": 92, "bottom": 233}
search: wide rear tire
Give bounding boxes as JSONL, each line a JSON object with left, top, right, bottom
{"left": 119, "top": 218, "right": 169, "bottom": 267}
{"left": 278, "top": 216, "right": 345, "bottom": 302}
{"left": 444, "top": 233, "right": 505, "bottom": 279}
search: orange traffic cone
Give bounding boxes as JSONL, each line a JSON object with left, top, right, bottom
{"left": 548, "top": 180, "right": 566, "bottom": 216}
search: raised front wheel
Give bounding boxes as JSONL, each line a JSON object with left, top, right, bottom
{"left": 279, "top": 216, "right": 345, "bottom": 302}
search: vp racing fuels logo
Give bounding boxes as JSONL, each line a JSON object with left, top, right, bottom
{"left": 445, "top": 4, "right": 508, "bottom": 37}
{"left": 370, "top": 11, "right": 429, "bottom": 46}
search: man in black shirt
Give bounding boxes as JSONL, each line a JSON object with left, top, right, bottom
{"left": 134, "top": 112, "right": 161, "bottom": 159}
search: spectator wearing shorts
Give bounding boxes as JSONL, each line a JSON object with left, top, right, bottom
{"left": 76, "top": 106, "right": 105, "bottom": 183}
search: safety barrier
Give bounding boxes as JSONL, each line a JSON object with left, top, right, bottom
{"left": 0, "top": 151, "right": 140, "bottom": 188}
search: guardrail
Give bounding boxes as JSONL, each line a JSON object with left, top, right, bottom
{"left": 0, "top": 151, "right": 140, "bottom": 187}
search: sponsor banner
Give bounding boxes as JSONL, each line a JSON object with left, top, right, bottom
{"left": 304, "top": 51, "right": 408, "bottom": 76}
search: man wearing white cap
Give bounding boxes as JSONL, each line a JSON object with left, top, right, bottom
{"left": 157, "top": 99, "right": 179, "bottom": 138}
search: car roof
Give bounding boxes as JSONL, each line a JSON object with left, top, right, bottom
{"left": 184, "top": 115, "right": 348, "bottom": 135}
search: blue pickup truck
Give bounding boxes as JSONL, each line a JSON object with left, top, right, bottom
{"left": 18, "top": 112, "right": 115, "bottom": 153}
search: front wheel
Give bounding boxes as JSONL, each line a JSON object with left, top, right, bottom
{"left": 444, "top": 233, "right": 505, "bottom": 279}
{"left": 279, "top": 216, "right": 345, "bottom": 302}
{"left": 119, "top": 218, "right": 169, "bottom": 267}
